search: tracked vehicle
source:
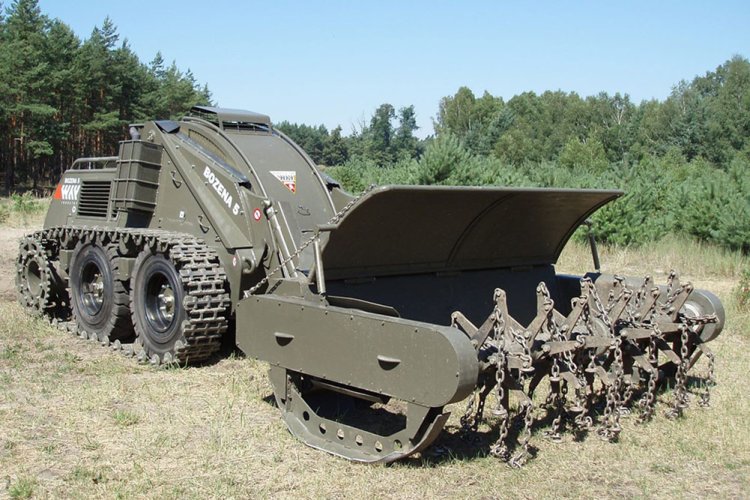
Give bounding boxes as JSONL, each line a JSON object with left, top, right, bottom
{"left": 17, "top": 106, "right": 725, "bottom": 465}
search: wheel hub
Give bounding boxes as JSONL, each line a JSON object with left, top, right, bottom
{"left": 144, "top": 271, "right": 178, "bottom": 336}
{"left": 81, "top": 263, "right": 104, "bottom": 315}
{"left": 157, "top": 284, "right": 175, "bottom": 322}
{"left": 25, "top": 259, "right": 43, "bottom": 294}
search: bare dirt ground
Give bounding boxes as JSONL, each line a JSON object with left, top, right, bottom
{"left": 0, "top": 227, "right": 31, "bottom": 302}
{"left": 1, "top": 218, "right": 749, "bottom": 499}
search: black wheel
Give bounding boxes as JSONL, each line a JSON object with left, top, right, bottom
{"left": 16, "top": 236, "right": 54, "bottom": 316}
{"left": 70, "top": 242, "right": 133, "bottom": 342}
{"left": 130, "top": 250, "right": 187, "bottom": 362}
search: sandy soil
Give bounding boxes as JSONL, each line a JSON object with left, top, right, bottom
{"left": 0, "top": 226, "right": 36, "bottom": 302}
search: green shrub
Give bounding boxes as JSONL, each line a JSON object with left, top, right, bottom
{"left": 737, "top": 268, "right": 750, "bottom": 311}
{"left": 416, "top": 133, "right": 470, "bottom": 185}
{"left": 327, "top": 157, "right": 420, "bottom": 194}
{"left": 325, "top": 147, "right": 750, "bottom": 255}
{"left": 325, "top": 158, "right": 380, "bottom": 193}
{"left": 558, "top": 137, "right": 609, "bottom": 172}
{"left": 9, "top": 476, "right": 36, "bottom": 499}
{"left": 11, "top": 192, "right": 43, "bottom": 215}
{"left": 677, "top": 160, "right": 750, "bottom": 252}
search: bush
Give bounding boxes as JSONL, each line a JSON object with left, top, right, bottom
{"left": 558, "top": 137, "right": 609, "bottom": 172}
{"left": 326, "top": 157, "right": 420, "bottom": 193}
{"left": 325, "top": 145, "right": 750, "bottom": 255}
{"left": 11, "top": 193, "right": 43, "bottom": 215}
{"left": 677, "top": 159, "right": 750, "bottom": 252}
{"left": 416, "top": 133, "right": 470, "bottom": 185}
{"left": 8, "top": 192, "right": 46, "bottom": 225}
{"left": 449, "top": 155, "right": 530, "bottom": 186}
{"left": 737, "top": 268, "right": 750, "bottom": 311}
{"left": 325, "top": 158, "right": 381, "bottom": 193}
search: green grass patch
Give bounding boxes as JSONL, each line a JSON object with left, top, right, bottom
{"left": 80, "top": 435, "right": 100, "bottom": 451}
{"left": 8, "top": 476, "right": 36, "bottom": 499}
{"left": 649, "top": 462, "right": 676, "bottom": 474}
{"left": 69, "top": 465, "right": 105, "bottom": 484}
{"left": 0, "top": 344, "right": 21, "bottom": 361}
{"left": 113, "top": 409, "right": 140, "bottom": 427}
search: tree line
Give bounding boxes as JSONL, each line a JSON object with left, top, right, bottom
{"left": 318, "top": 56, "right": 750, "bottom": 252}
{"left": 284, "top": 55, "right": 750, "bottom": 173}
{"left": 0, "top": 0, "right": 210, "bottom": 191}
{"left": 275, "top": 103, "right": 422, "bottom": 167}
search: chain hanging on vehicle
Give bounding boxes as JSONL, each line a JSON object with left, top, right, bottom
{"left": 636, "top": 325, "right": 660, "bottom": 423}
{"left": 246, "top": 184, "right": 377, "bottom": 297}
{"left": 510, "top": 377, "right": 535, "bottom": 468}
{"left": 666, "top": 325, "right": 691, "bottom": 419}
{"left": 699, "top": 349, "right": 716, "bottom": 408}
{"left": 489, "top": 351, "right": 511, "bottom": 460}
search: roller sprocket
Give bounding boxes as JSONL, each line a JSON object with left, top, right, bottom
{"left": 16, "top": 235, "right": 57, "bottom": 316}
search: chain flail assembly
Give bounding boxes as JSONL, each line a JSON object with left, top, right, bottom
{"left": 450, "top": 271, "right": 719, "bottom": 466}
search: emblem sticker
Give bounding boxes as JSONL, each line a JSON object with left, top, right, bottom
{"left": 253, "top": 208, "right": 262, "bottom": 221}
{"left": 54, "top": 177, "right": 80, "bottom": 202}
{"left": 270, "top": 171, "right": 297, "bottom": 193}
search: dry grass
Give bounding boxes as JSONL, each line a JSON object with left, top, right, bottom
{"left": 1, "top": 213, "right": 749, "bottom": 498}
{"left": 560, "top": 235, "right": 746, "bottom": 280}
{"left": 0, "top": 196, "right": 49, "bottom": 229}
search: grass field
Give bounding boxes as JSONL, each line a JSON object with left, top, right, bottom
{"left": 1, "top": 203, "right": 749, "bottom": 499}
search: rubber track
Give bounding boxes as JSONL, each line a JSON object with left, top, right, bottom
{"left": 163, "top": 236, "right": 230, "bottom": 363}
{"left": 104, "top": 244, "right": 135, "bottom": 341}
{"left": 20, "top": 226, "right": 230, "bottom": 365}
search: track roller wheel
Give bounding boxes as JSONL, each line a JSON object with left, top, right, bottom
{"left": 130, "top": 237, "right": 229, "bottom": 365}
{"left": 130, "top": 248, "right": 188, "bottom": 363}
{"left": 16, "top": 235, "right": 55, "bottom": 316}
{"left": 70, "top": 241, "right": 134, "bottom": 342}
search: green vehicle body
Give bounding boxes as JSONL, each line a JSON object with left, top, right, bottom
{"left": 19, "top": 106, "right": 725, "bottom": 464}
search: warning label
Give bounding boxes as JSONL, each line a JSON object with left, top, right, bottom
{"left": 270, "top": 171, "right": 297, "bottom": 193}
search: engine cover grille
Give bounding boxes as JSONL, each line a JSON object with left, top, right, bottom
{"left": 77, "top": 180, "right": 112, "bottom": 218}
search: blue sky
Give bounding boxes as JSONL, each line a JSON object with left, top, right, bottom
{"left": 37, "top": 0, "right": 750, "bottom": 138}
